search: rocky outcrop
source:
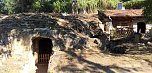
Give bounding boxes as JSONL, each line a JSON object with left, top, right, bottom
{"left": 48, "top": 51, "right": 68, "bottom": 73}
{"left": 0, "top": 13, "right": 104, "bottom": 73}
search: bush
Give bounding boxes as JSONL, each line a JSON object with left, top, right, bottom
{"left": 32, "top": 0, "right": 42, "bottom": 12}
{"left": 41, "top": 1, "right": 54, "bottom": 12}
{"left": 0, "top": 0, "right": 123, "bottom": 14}
{"left": 3, "top": 0, "right": 17, "bottom": 14}
{"left": 144, "top": 0, "right": 152, "bottom": 23}
{"left": 107, "top": 0, "right": 120, "bottom": 9}
{"left": 31, "top": 0, "right": 72, "bottom": 13}
{"left": 52, "top": 0, "right": 63, "bottom": 13}
{"left": 52, "top": 0, "right": 72, "bottom": 13}
{"left": 78, "top": 0, "right": 120, "bottom": 13}
{"left": 0, "top": 3, "right": 5, "bottom": 13}
{"left": 123, "top": 0, "right": 144, "bottom": 9}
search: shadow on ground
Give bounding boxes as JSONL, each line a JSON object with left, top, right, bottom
{"left": 59, "top": 51, "right": 131, "bottom": 73}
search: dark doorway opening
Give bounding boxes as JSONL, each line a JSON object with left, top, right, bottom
{"left": 38, "top": 38, "right": 53, "bottom": 64}
{"left": 137, "top": 22, "right": 146, "bottom": 33}
{"left": 32, "top": 37, "right": 53, "bottom": 73}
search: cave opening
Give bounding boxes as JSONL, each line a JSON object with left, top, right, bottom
{"left": 32, "top": 37, "right": 53, "bottom": 73}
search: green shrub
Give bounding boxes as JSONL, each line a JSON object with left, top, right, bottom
{"left": 52, "top": 0, "right": 72, "bottom": 13}
{"left": 77, "top": 0, "right": 120, "bottom": 13}
{"left": 41, "top": 1, "right": 53, "bottom": 12}
{"left": 144, "top": 0, "right": 152, "bottom": 23}
{"left": 123, "top": 0, "right": 144, "bottom": 9}
{"left": 3, "top": 0, "right": 17, "bottom": 14}
{"left": 0, "top": 0, "right": 124, "bottom": 14}
{"left": 32, "top": 0, "right": 42, "bottom": 12}
{"left": 107, "top": 0, "right": 120, "bottom": 9}
{"left": 52, "top": 1, "right": 62, "bottom": 13}
{"left": 0, "top": 3, "right": 5, "bottom": 13}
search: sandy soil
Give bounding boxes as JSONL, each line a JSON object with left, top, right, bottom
{"left": 53, "top": 50, "right": 152, "bottom": 73}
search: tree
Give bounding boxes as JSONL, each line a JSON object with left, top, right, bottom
{"left": 2, "top": 0, "right": 17, "bottom": 14}
{"left": 0, "top": 0, "right": 34, "bottom": 14}
{"left": 123, "top": 0, "right": 144, "bottom": 9}
{"left": 144, "top": 0, "right": 152, "bottom": 22}
{"left": 0, "top": 0, "right": 128, "bottom": 14}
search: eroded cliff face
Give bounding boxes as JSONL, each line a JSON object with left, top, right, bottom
{"left": 0, "top": 13, "right": 104, "bottom": 73}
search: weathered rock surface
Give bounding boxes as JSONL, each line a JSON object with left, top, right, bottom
{"left": 0, "top": 13, "right": 104, "bottom": 73}
{"left": 0, "top": 13, "right": 152, "bottom": 73}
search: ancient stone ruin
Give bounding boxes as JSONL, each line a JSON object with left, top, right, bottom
{"left": 0, "top": 12, "right": 152, "bottom": 73}
{"left": 0, "top": 13, "right": 104, "bottom": 73}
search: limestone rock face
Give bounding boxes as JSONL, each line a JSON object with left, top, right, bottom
{"left": 149, "top": 28, "right": 152, "bottom": 36}
{"left": 48, "top": 51, "right": 68, "bottom": 73}
{"left": 0, "top": 13, "right": 104, "bottom": 73}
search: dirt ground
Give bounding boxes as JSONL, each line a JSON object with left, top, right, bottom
{"left": 53, "top": 50, "right": 152, "bottom": 73}
{"left": 1, "top": 50, "right": 152, "bottom": 73}
{"left": 36, "top": 64, "right": 48, "bottom": 73}
{"left": 83, "top": 53, "right": 152, "bottom": 73}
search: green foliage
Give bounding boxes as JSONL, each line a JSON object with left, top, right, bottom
{"left": 0, "top": 3, "right": 5, "bottom": 13}
{"left": 0, "top": 0, "right": 33, "bottom": 14}
{"left": 32, "top": 0, "right": 42, "bottom": 12}
{"left": 77, "top": 0, "right": 120, "bottom": 13}
{"left": 121, "top": 0, "right": 131, "bottom": 2}
{"left": 2, "top": 0, "right": 17, "bottom": 14}
{"left": 78, "top": 0, "right": 99, "bottom": 12}
{"left": 0, "top": 0, "right": 122, "bottom": 14}
{"left": 2, "top": 0, "right": 146, "bottom": 14}
{"left": 52, "top": 0, "right": 62, "bottom": 13}
{"left": 98, "top": 0, "right": 120, "bottom": 10}
{"left": 144, "top": 0, "right": 152, "bottom": 23}
{"left": 41, "top": 1, "right": 54, "bottom": 12}
{"left": 121, "top": 0, "right": 145, "bottom": 2}
{"left": 123, "top": 0, "right": 144, "bottom": 9}
{"left": 107, "top": 0, "right": 120, "bottom": 9}
{"left": 51, "top": 0, "right": 72, "bottom": 13}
